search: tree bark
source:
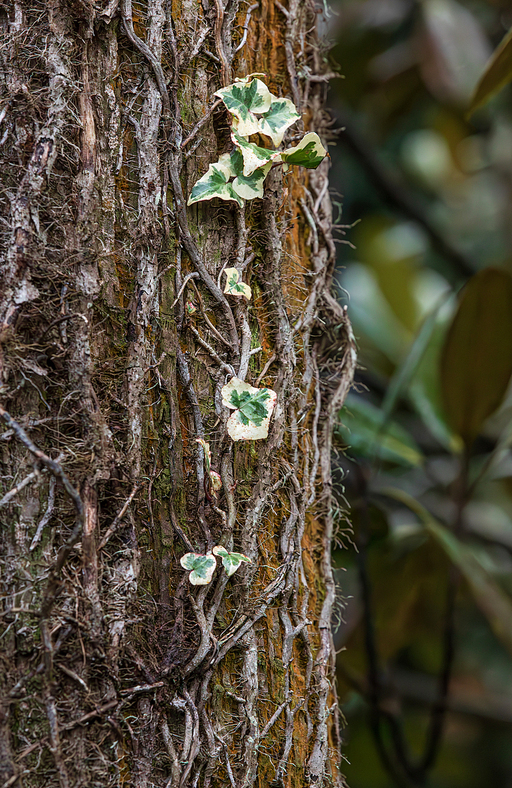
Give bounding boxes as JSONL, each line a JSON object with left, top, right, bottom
{"left": 0, "top": 0, "right": 355, "bottom": 786}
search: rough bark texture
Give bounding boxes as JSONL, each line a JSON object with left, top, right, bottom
{"left": 0, "top": 0, "right": 355, "bottom": 786}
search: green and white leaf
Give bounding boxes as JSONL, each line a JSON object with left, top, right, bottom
{"left": 187, "top": 161, "right": 243, "bottom": 207}
{"left": 216, "top": 151, "right": 238, "bottom": 178}
{"left": 281, "top": 132, "right": 327, "bottom": 169}
{"left": 180, "top": 552, "right": 217, "bottom": 585}
{"left": 221, "top": 377, "right": 277, "bottom": 441}
{"left": 215, "top": 78, "right": 272, "bottom": 137}
{"left": 223, "top": 268, "right": 252, "bottom": 300}
{"left": 213, "top": 545, "right": 251, "bottom": 577}
{"left": 232, "top": 163, "right": 271, "bottom": 200}
{"left": 257, "top": 97, "right": 300, "bottom": 146}
{"left": 231, "top": 130, "right": 279, "bottom": 176}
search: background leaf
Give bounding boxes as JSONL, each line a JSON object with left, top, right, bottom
{"left": 381, "top": 489, "right": 512, "bottom": 659}
{"left": 440, "top": 267, "right": 512, "bottom": 445}
{"left": 469, "top": 26, "right": 512, "bottom": 115}
{"left": 337, "top": 394, "right": 424, "bottom": 466}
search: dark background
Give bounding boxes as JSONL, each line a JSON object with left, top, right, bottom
{"left": 327, "top": 1, "right": 512, "bottom": 785}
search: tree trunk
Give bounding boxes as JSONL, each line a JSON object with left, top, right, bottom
{"left": 0, "top": 0, "right": 355, "bottom": 786}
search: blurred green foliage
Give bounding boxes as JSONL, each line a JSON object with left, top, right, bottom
{"left": 328, "top": 1, "right": 512, "bottom": 786}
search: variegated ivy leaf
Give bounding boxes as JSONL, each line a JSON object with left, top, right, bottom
{"left": 223, "top": 268, "right": 252, "bottom": 300}
{"left": 257, "top": 97, "right": 300, "bottom": 147}
{"left": 180, "top": 552, "right": 217, "bottom": 585}
{"left": 196, "top": 438, "right": 222, "bottom": 494}
{"left": 221, "top": 377, "right": 277, "bottom": 441}
{"left": 280, "top": 132, "right": 327, "bottom": 169}
{"left": 215, "top": 78, "right": 272, "bottom": 137}
{"left": 212, "top": 545, "right": 251, "bottom": 577}
{"left": 187, "top": 160, "right": 243, "bottom": 207}
{"left": 231, "top": 129, "right": 279, "bottom": 176}
{"left": 232, "top": 163, "right": 271, "bottom": 200}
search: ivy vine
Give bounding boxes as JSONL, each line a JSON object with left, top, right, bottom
{"left": 187, "top": 75, "right": 327, "bottom": 208}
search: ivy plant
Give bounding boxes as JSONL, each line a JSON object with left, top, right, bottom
{"left": 223, "top": 267, "right": 252, "bottom": 299}
{"left": 181, "top": 546, "right": 251, "bottom": 585}
{"left": 213, "top": 545, "right": 251, "bottom": 576}
{"left": 187, "top": 75, "right": 327, "bottom": 207}
{"left": 221, "top": 377, "right": 277, "bottom": 441}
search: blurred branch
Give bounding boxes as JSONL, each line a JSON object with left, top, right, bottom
{"left": 415, "top": 571, "right": 457, "bottom": 777}
{"left": 335, "top": 109, "right": 475, "bottom": 282}
{"left": 355, "top": 470, "right": 422, "bottom": 788}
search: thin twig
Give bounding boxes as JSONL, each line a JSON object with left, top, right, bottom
{"left": 170, "top": 272, "right": 199, "bottom": 308}
{"left": 30, "top": 474, "right": 57, "bottom": 550}
{"left": 98, "top": 483, "right": 141, "bottom": 549}
{"left": 191, "top": 280, "right": 232, "bottom": 349}
{"left": 234, "top": 3, "right": 259, "bottom": 52}
{"left": 181, "top": 100, "right": 222, "bottom": 149}
{"left": 189, "top": 325, "right": 235, "bottom": 376}
{"left": 0, "top": 467, "right": 39, "bottom": 506}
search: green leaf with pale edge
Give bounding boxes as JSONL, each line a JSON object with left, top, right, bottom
{"left": 232, "top": 163, "right": 271, "bottom": 200}
{"left": 440, "top": 267, "right": 512, "bottom": 445}
{"left": 215, "top": 78, "right": 272, "bottom": 137}
{"left": 231, "top": 129, "right": 278, "bottom": 176}
{"left": 257, "top": 98, "right": 300, "bottom": 146}
{"left": 281, "top": 132, "right": 327, "bottom": 168}
{"left": 221, "top": 377, "right": 277, "bottom": 441}
{"left": 223, "top": 268, "right": 252, "bottom": 300}
{"left": 180, "top": 552, "right": 217, "bottom": 585}
{"left": 229, "top": 388, "right": 270, "bottom": 426}
{"left": 469, "top": 26, "right": 512, "bottom": 116}
{"left": 213, "top": 545, "right": 251, "bottom": 577}
{"left": 229, "top": 147, "right": 244, "bottom": 177}
{"left": 187, "top": 161, "right": 243, "bottom": 207}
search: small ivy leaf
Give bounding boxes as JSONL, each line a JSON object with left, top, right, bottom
{"left": 213, "top": 545, "right": 251, "bottom": 577}
{"left": 223, "top": 268, "right": 252, "bottom": 300}
{"left": 180, "top": 552, "right": 217, "bottom": 585}
{"left": 231, "top": 129, "right": 279, "bottom": 176}
{"left": 232, "top": 163, "right": 271, "bottom": 200}
{"left": 257, "top": 97, "right": 300, "bottom": 146}
{"left": 281, "top": 132, "right": 327, "bottom": 168}
{"left": 221, "top": 377, "right": 277, "bottom": 441}
{"left": 215, "top": 78, "right": 273, "bottom": 137}
{"left": 187, "top": 161, "right": 244, "bottom": 207}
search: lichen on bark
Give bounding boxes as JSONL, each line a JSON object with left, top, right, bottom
{"left": 0, "top": 0, "right": 355, "bottom": 786}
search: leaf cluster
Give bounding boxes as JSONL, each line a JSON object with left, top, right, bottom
{"left": 187, "top": 76, "right": 327, "bottom": 207}
{"left": 180, "top": 546, "right": 251, "bottom": 585}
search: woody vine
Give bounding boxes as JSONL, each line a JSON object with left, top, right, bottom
{"left": 181, "top": 75, "right": 327, "bottom": 586}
